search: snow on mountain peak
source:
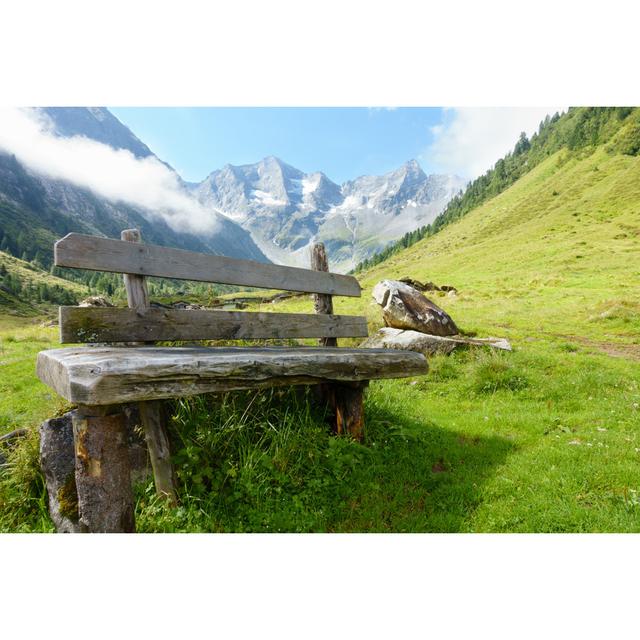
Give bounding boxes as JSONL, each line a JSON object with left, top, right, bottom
{"left": 193, "top": 157, "right": 464, "bottom": 271}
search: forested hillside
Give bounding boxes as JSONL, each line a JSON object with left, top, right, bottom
{"left": 0, "top": 250, "right": 87, "bottom": 313}
{"left": 355, "top": 107, "right": 640, "bottom": 272}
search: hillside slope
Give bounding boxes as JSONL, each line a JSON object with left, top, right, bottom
{"left": 326, "top": 141, "right": 640, "bottom": 351}
{"left": 0, "top": 250, "right": 88, "bottom": 314}
{"left": 0, "top": 108, "right": 269, "bottom": 266}
{"left": 355, "top": 107, "right": 640, "bottom": 273}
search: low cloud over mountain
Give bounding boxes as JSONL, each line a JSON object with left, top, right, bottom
{"left": 0, "top": 108, "right": 222, "bottom": 235}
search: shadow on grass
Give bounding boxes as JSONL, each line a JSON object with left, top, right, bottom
{"left": 134, "top": 387, "right": 515, "bottom": 533}
{"left": 333, "top": 403, "right": 515, "bottom": 532}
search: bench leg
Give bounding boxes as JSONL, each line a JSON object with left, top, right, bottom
{"left": 72, "top": 404, "right": 135, "bottom": 533}
{"left": 332, "top": 382, "right": 367, "bottom": 442}
{"left": 138, "top": 400, "right": 178, "bottom": 506}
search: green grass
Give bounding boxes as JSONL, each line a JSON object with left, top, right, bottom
{"left": 1, "top": 141, "right": 640, "bottom": 532}
{"left": 1, "top": 332, "right": 638, "bottom": 532}
{"left": 0, "top": 319, "right": 71, "bottom": 436}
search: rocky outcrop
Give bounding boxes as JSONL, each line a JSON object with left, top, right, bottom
{"left": 361, "top": 327, "right": 512, "bottom": 356}
{"left": 399, "top": 277, "right": 457, "bottom": 294}
{"left": 39, "top": 413, "right": 83, "bottom": 533}
{"left": 79, "top": 295, "right": 114, "bottom": 307}
{"left": 194, "top": 156, "right": 465, "bottom": 271}
{"left": 372, "top": 280, "right": 459, "bottom": 336}
{"left": 361, "top": 328, "right": 459, "bottom": 355}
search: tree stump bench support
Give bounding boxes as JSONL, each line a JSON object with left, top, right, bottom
{"left": 72, "top": 404, "right": 135, "bottom": 532}
{"left": 37, "top": 230, "right": 429, "bottom": 532}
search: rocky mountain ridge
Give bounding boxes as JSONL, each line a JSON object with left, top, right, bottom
{"left": 194, "top": 156, "right": 465, "bottom": 271}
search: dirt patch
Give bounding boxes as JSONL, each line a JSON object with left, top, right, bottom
{"left": 555, "top": 334, "right": 640, "bottom": 362}
{"left": 431, "top": 459, "right": 448, "bottom": 473}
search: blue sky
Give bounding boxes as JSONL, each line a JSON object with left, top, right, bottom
{"left": 110, "top": 107, "right": 560, "bottom": 184}
{"left": 111, "top": 107, "right": 444, "bottom": 184}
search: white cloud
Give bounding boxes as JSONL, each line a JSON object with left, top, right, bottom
{"left": 423, "top": 107, "right": 565, "bottom": 179}
{"left": 0, "top": 108, "right": 219, "bottom": 234}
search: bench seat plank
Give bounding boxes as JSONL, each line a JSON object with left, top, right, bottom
{"left": 37, "top": 346, "right": 428, "bottom": 406}
{"left": 59, "top": 307, "right": 369, "bottom": 343}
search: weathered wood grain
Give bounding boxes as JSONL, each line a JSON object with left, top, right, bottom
{"left": 138, "top": 400, "right": 177, "bottom": 506}
{"left": 55, "top": 233, "right": 362, "bottom": 297}
{"left": 121, "top": 229, "right": 178, "bottom": 506}
{"left": 311, "top": 242, "right": 337, "bottom": 348}
{"left": 72, "top": 404, "right": 135, "bottom": 532}
{"left": 36, "top": 346, "right": 429, "bottom": 405}
{"left": 120, "top": 229, "right": 149, "bottom": 311}
{"left": 334, "top": 383, "right": 366, "bottom": 441}
{"left": 59, "top": 307, "right": 369, "bottom": 343}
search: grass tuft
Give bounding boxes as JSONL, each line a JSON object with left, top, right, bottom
{"left": 0, "top": 429, "right": 52, "bottom": 532}
{"left": 588, "top": 300, "right": 640, "bottom": 324}
{"left": 470, "top": 352, "right": 529, "bottom": 394}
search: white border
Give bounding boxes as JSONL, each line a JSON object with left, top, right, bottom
{"left": 2, "top": 0, "right": 639, "bottom": 635}
{"left": 3, "top": 534, "right": 639, "bottom": 638}
{"left": 1, "top": 0, "right": 639, "bottom": 106}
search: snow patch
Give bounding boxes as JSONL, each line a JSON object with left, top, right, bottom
{"left": 251, "top": 189, "right": 286, "bottom": 207}
{"left": 302, "top": 175, "right": 320, "bottom": 195}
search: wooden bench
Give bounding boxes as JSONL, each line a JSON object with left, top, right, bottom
{"left": 36, "top": 229, "right": 429, "bottom": 532}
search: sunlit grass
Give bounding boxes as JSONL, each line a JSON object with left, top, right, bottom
{"left": 1, "top": 147, "right": 639, "bottom": 532}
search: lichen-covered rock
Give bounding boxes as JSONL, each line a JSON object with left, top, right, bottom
{"left": 39, "top": 412, "right": 83, "bottom": 533}
{"left": 361, "top": 327, "right": 512, "bottom": 356}
{"left": 372, "top": 280, "right": 459, "bottom": 336}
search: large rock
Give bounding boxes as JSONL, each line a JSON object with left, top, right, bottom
{"left": 361, "top": 327, "right": 512, "bottom": 356}
{"left": 39, "top": 413, "right": 83, "bottom": 533}
{"left": 372, "top": 280, "right": 459, "bottom": 336}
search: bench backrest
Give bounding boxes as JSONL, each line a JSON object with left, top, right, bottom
{"left": 55, "top": 231, "right": 368, "bottom": 345}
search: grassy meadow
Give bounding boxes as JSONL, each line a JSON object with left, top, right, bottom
{"left": 1, "top": 147, "right": 639, "bottom": 533}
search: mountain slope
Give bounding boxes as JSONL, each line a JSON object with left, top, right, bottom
{"left": 2, "top": 108, "right": 463, "bottom": 273}
{"left": 37, "top": 107, "right": 155, "bottom": 159}
{"left": 0, "top": 249, "right": 88, "bottom": 313}
{"left": 323, "top": 120, "right": 640, "bottom": 346}
{"left": 0, "top": 108, "right": 269, "bottom": 266}
{"left": 0, "top": 152, "right": 268, "bottom": 269}
{"left": 356, "top": 107, "right": 640, "bottom": 272}
{"left": 195, "top": 156, "right": 464, "bottom": 271}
